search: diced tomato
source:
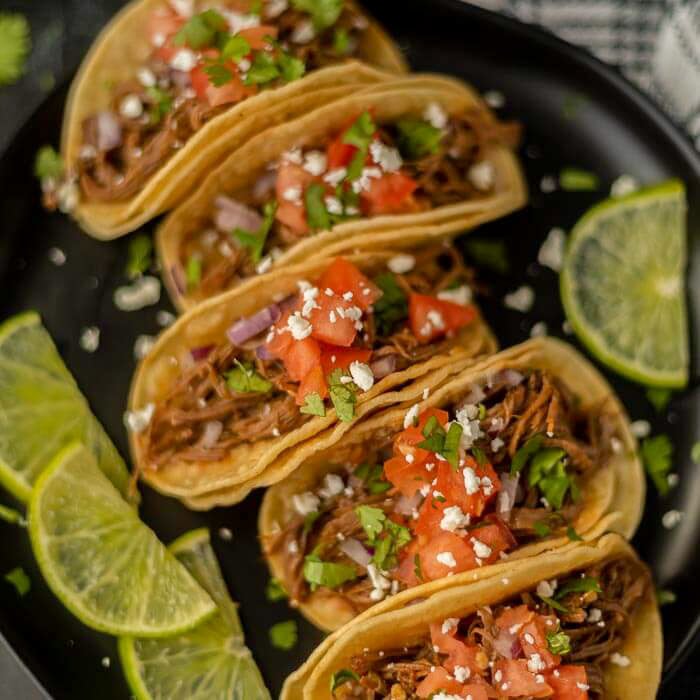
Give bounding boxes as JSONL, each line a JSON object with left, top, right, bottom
{"left": 471, "top": 517, "right": 517, "bottom": 561}
{"left": 416, "top": 667, "right": 465, "bottom": 698}
{"left": 282, "top": 337, "right": 321, "bottom": 382}
{"left": 309, "top": 294, "right": 358, "bottom": 347}
{"left": 316, "top": 258, "right": 382, "bottom": 312}
{"left": 206, "top": 70, "right": 256, "bottom": 107}
{"left": 462, "top": 686, "right": 490, "bottom": 700}
{"left": 395, "top": 539, "right": 420, "bottom": 586}
{"left": 493, "top": 659, "right": 553, "bottom": 698}
{"left": 276, "top": 201, "right": 308, "bottom": 235}
{"left": 264, "top": 304, "right": 301, "bottom": 358}
{"left": 409, "top": 293, "right": 477, "bottom": 344}
{"left": 419, "top": 532, "right": 478, "bottom": 581}
{"left": 361, "top": 172, "right": 418, "bottom": 216}
{"left": 189, "top": 65, "right": 211, "bottom": 101}
{"left": 296, "top": 365, "right": 328, "bottom": 406}
{"left": 545, "top": 665, "right": 589, "bottom": 700}
{"left": 320, "top": 346, "right": 372, "bottom": 375}
{"left": 520, "top": 615, "right": 560, "bottom": 670}
{"left": 383, "top": 455, "right": 431, "bottom": 497}
{"left": 416, "top": 407, "right": 450, "bottom": 431}
{"left": 495, "top": 605, "right": 535, "bottom": 632}
{"left": 238, "top": 25, "right": 278, "bottom": 50}
{"left": 275, "top": 163, "right": 314, "bottom": 235}
{"left": 326, "top": 135, "right": 357, "bottom": 169}
{"left": 147, "top": 8, "right": 184, "bottom": 46}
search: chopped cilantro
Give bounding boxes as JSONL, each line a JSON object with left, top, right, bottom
{"left": 0, "top": 13, "right": 30, "bottom": 86}
{"left": 291, "top": 0, "right": 344, "bottom": 31}
{"left": 333, "top": 27, "right": 350, "bottom": 55}
{"left": 354, "top": 463, "right": 391, "bottom": 494}
{"left": 245, "top": 51, "right": 280, "bottom": 86}
{"left": 525, "top": 446, "right": 575, "bottom": 510}
{"left": 641, "top": 434, "right": 673, "bottom": 497}
{"left": 204, "top": 62, "right": 234, "bottom": 87}
{"left": 249, "top": 0, "right": 263, "bottom": 15}
{"left": 174, "top": 9, "right": 228, "bottom": 49}
{"left": 233, "top": 201, "right": 277, "bottom": 263}
{"left": 331, "top": 669, "right": 359, "bottom": 692}
{"left": 547, "top": 631, "right": 571, "bottom": 655}
{"left": 477, "top": 403, "right": 486, "bottom": 420}
{"left": 372, "top": 519, "right": 411, "bottom": 571}
{"left": 472, "top": 446, "right": 487, "bottom": 466}
{"left": 225, "top": 360, "right": 272, "bottom": 393}
{"left": 278, "top": 51, "right": 306, "bottom": 83}
{"left": 355, "top": 505, "right": 385, "bottom": 543}
{"left": 538, "top": 595, "right": 568, "bottom": 613}
{"left": 266, "top": 577, "right": 287, "bottom": 602}
{"left": 303, "top": 554, "right": 357, "bottom": 588}
{"left": 185, "top": 255, "right": 202, "bottom": 290}
{"left": 221, "top": 35, "right": 251, "bottom": 62}
{"left": 303, "top": 511, "right": 320, "bottom": 534}
{"left": 146, "top": 86, "right": 173, "bottom": 125}
{"left": 4, "top": 567, "right": 30, "bottom": 597}
{"left": 372, "top": 273, "right": 408, "bottom": 336}
{"left": 646, "top": 387, "right": 673, "bottom": 413}
{"left": 656, "top": 588, "right": 676, "bottom": 606}
{"left": 328, "top": 369, "right": 357, "bottom": 422}
{"left": 442, "top": 423, "right": 463, "bottom": 469}
{"left": 305, "top": 183, "right": 331, "bottom": 231}
{"left": 691, "top": 441, "right": 700, "bottom": 465}
{"left": 464, "top": 238, "right": 509, "bottom": 275}
{"left": 414, "top": 553, "right": 424, "bottom": 582}
{"left": 300, "top": 392, "right": 326, "bottom": 417}
{"left": 555, "top": 576, "right": 601, "bottom": 599}
{"left": 510, "top": 434, "right": 544, "bottom": 475}
{"left": 418, "top": 415, "right": 446, "bottom": 453}
{"left": 34, "top": 145, "right": 64, "bottom": 182}
{"left": 559, "top": 167, "right": 599, "bottom": 191}
{"left": 566, "top": 525, "right": 582, "bottom": 541}
{"left": 269, "top": 619, "right": 297, "bottom": 650}
{"left": 0, "top": 504, "right": 24, "bottom": 527}
{"left": 125, "top": 235, "right": 152, "bottom": 279}
{"left": 396, "top": 118, "right": 443, "bottom": 159}
{"left": 343, "top": 111, "right": 376, "bottom": 181}
{"left": 533, "top": 520, "right": 551, "bottom": 538}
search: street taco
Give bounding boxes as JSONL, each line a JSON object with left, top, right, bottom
{"left": 128, "top": 243, "right": 496, "bottom": 503}
{"left": 46, "top": 0, "right": 406, "bottom": 238}
{"left": 283, "top": 534, "right": 661, "bottom": 700}
{"left": 157, "top": 76, "right": 526, "bottom": 311}
{"left": 260, "top": 338, "right": 644, "bottom": 631}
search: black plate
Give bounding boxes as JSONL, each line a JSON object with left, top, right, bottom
{"left": 1, "top": 1, "right": 699, "bottom": 697}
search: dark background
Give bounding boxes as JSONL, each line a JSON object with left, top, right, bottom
{"left": 1, "top": 1, "right": 699, "bottom": 697}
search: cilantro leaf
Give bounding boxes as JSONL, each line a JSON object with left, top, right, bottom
{"left": 204, "top": 62, "right": 234, "bottom": 87}
{"left": 221, "top": 35, "right": 251, "bottom": 62}
{"left": 527, "top": 449, "right": 574, "bottom": 509}
{"left": 331, "top": 669, "right": 359, "bottom": 692}
{"left": 0, "top": 504, "right": 24, "bottom": 527}
{"left": 245, "top": 51, "right": 280, "bottom": 86}
{"left": 372, "top": 519, "right": 411, "bottom": 571}
{"left": 656, "top": 588, "right": 676, "bottom": 606}
{"left": 186, "top": 255, "right": 202, "bottom": 290}
{"left": 559, "top": 167, "right": 599, "bottom": 191}
{"left": 533, "top": 520, "right": 551, "bottom": 538}
{"left": 333, "top": 27, "right": 350, "bottom": 55}
{"left": 547, "top": 631, "right": 571, "bottom": 655}
{"left": 0, "top": 13, "right": 30, "bottom": 86}
{"left": 464, "top": 238, "right": 509, "bottom": 275}
{"left": 303, "top": 554, "right": 357, "bottom": 588}
{"left": 4, "top": 567, "right": 30, "bottom": 597}
{"left": 538, "top": 595, "right": 568, "bottom": 613}
{"left": 566, "top": 525, "right": 582, "bottom": 541}
{"left": 396, "top": 118, "right": 443, "bottom": 159}
{"left": 305, "top": 183, "right": 330, "bottom": 231}
{"left": 354, "top": 463, "right": 391, "bottom": 494}
{"left": 269, "top": 619, "right": 297, "bottom": 650}
{"left": 233, "top": 201, "right": 277, "bottom": 263}
{"left": 372, "top": 273, "right": 408, "bottom": 336}
{"left": 146, "top": 86, "right": 173, "bottom": 125}
{"left": 34, "top": 145, "right": 64, "bottom": 182}
{"left": 291, "top": 0, "right": 344, "bottom": 31}
{"left": 125, "top": 235, "right": 152, "bottom": 279}
{"left": 278, "top": 51, "right": 306, "bottom": 83}
{"left": 555, "top": 576, "right": 601, "bottom": 599}
{"left": 266, "top": 577, "right": 287, "bottom": 602}
{"left": 510, "top": 434, "right": 544, "bottom": 475}
{"left": 225, "top": 360, "right": 273, "bottom": 393}
{"left": 300, "top": 392, "right": 326, "bottom": 417}
{"left": 641, "top": 434, "right": 673, "bottom": 496}
{"left": 355, "top": 505, "right": 385, "bottom": 544}
{"left": 471, "top": 446, "right": 487, "bottom": 466}
{"left": 646, "top": 388, "right": 672, "bottom": 413}
{"left": 343, "top": 111, "right": 375, "bottom": 181}
{"left": 442, "top": 423, "right": 463, "bottom": 469}
{"left": 174, "top": 9, "right": 228, "bottom": 49}
{"left": 328, "top": 369, "right": 357, "bottom": 422}
{"left": 418, "top": 415, "right": 446, "bottom": 453}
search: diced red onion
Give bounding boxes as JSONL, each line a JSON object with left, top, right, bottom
{"left": 200, "top": 420, "right": 223, "bottom": 448}
{"left": 214, "top": 195, "right": 264, "bottom": 234}
{"left": 171, "top": 265, "right": 186, "bottom": 295}
{"left": 339, "top": 538, "right": 372, "bottom": 567}
{"left": 497, "top": 473, "right": 519, "bottom": 516}
{"left": 191, "top": 345, "right": 214, "bottom": 361}
{"left": 227, "top": 304, "right": 281, "bottom": 345}
{"left": 370, "top": 355, "right": 397, "bottom": 380}
{"left": 169, "top": 68, "right": 192, "bottom": 89}
{"left": 256, "top": 343, "right": 275, "bottom": 360}
{"left": 463, "top": 383, "right": 486, "bottom": 405}
{"left": 96, "top": 111, "right": 122, "bottom": 151}
{"left": 502, "top": 369, "right": 524, "bottom": 387}
{"left": 252, "top": 171, "right": 277, "bottom": 201}
{"left": 493, "top": 628, "right": 521, "bottom": 659}
{"left": 395, "top": 492, "right": 421, "bottom": 516}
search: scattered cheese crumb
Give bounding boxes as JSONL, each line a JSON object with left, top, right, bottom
{"left": 610, "top": 174, "right": 639, "bottom": 198}
{"left": 79, "top": 326, "right": 100, "bottom": 353}
{"left": 424, "top": 102, "right": 448, "bottom": 129}
{"left": 610, "top": 653, "right": 631, "bottom": 667}
{"left": 404, "top": 404, "right": 420, "bottom": 429}
{"left": 436, "top": 551, "right": 457, "bottom": 568}
{"left": 292, "top": 492, "right": 320, "bottom": 516}
{"left": 504, "top": 285, "right": 535, "bottom": 312}
{"left": 48, "top": 247, "right": 66, "bottom": 266}
{"left": 468, "top": 161, "right": 495, "bottom": 191}
{"left": 133, "top": 334, "right": 155, "bottom": 360}
{"left": 123, "top": 403, "right": 155, "bottom": 433}
{"left": 530, "top": 321, "right": 548, "bottom": 338}
{"left": 630, "top": 420, "right": 651, "bottom": 438}
{"left": 349, "top": 361, "right": 374, "bottom": 391}
{"left": 387, "top": 254, "right": 415, "bottom": 274}
{"left": 538, "top": 227, "right": 566, "bottom": 272}
{"left": 662, "top": 509, "right": 683, "bottom": 529}
{"left": 114, "top": 276, "right": 161, "bottom": 311}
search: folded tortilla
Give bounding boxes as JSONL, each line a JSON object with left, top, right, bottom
{"left": 128, "top": 247, "right": 496, "bottom": 505}
{"left": 282, "top": 533, "right": 661, "bottom": 700}
{"left": 259, "top": 337, "right": 644, "bottom": 631}
{"left": 157, "top": 74, "right": 527, "bottom": 311}
{"left": 61, "top": 0, "right": 406, "bottom": 238}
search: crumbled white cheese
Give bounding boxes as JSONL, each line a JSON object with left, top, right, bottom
{"left": 318, "top": 473, "right": 345, "bottom": 500}
{"left": 123, "top": 403, "right": 155, "bottom": 433}
{"left": 491, "top": 437, "right": 504, "bottom": 452}
{"left": 79, "top": 326, "right": 100, "bottom": 353}
{"left": 222, "top": 10, "right": 260, "bottom": 33}
{"left": 463, "top": 467, "right": 480, "bottom": 495}
{"left": 404, "top": 404, "right": 420, "bottom": 429}
{"left": 468, "top": 161, "right": 495, "bottom": 191}
{"left": 610, "top": 174, "right": 639, "bottom": 198}
{"left": 57, "top": 180, "right": 80, "bottom": 213}
{"left": 587, "top": 608, "right": 602, "bottom": 622}
{"left": 265, "top": 0, "right": 289, "bottom": 19}
{"left": 170, "top": 49, "right": 198, "bottom": 72}
{"left": 530, "top": 321, "right": 548, "bottom": 338}
{"left": 48, "top": 247, "right": 66, "bottom": 266}
{"left": 133, "top": 334, "right": 156, "bottom": 360}
{"left": 436, "top": 551, "right": 457, "bottom": 568}
{"left": 536, "top": 579, "right": 557, "bottom": 598}
{"left": 453, "top": 665, "right": 471, "bottom": 683}
{"left": 156, "top": 310, "right": 175, "bottom": 329}
{"left": 256, "top": 256, "right": 273, "bottom": 275}
{"left": 349, "top": 361, "right": 374, "bottom": 392}
{"left": 527, "top": 653, "right": 546, "bottom": 673}
{"left": 630, "top": 420, "right": 651, "bottom": 438}
{"left": 610, "top": 653, "right": 631, "bottom": 667}
{"left": 427, "top": 309, "right": 445, "bottom": 330}
{"left": 504, "top": 285, "right": 535, "bottom": 312}
{"left": 303, "top": 150, "right": 327, "bottom": 176}
{"left": 610, "top": 436, "right": 624, "bottom": 454}
{"left": 287, "top": 312, "right": 312, "bottom": 340}
{"left": 540, "top": 175, "right": 557, "bottom": 193}
{"left": 325, "top": 196, "right": 343, "bottom": 215}
{"left": 387, "top": 254, "right": 415, "bottom": 274}
{"left": 441, "top": 617, "right": 459, "bottom": 634}
{"left": 283, "top": 148, "right": 303, "bottom": 164}
{"left": 423, "top": 102, "right": 448, "bottom": 129}
{"left": 292, "top": 491, "right": 320, "bottom": 516}
{"left": 291, "top": 19, "right": 315, "bottom": 43}
{"left": 114, "top": 276, "right": 161, "bottom": 311}
{"left": 367, "top": 563, "right": 392, "bottom": 601}
{"left": 370, "top": 141, "right": 402, "bottom": 172}
{"left": 137, "top": 67, "right": 157, "bottom": 87}
{"left": 455, "top": 405, "right": 483, "bottom": 450}
{"left": 352, "top": 166, "right": 382, "bottom": 193}
{"left": 324, "top": 167, "right": 347, "bottom": 186}
{"left": 471, "top": 537, "right": 492, "bottom": 559}
{"left": 438, "top": 285, "right": 472, "bottom": 306}
{"left": 440, "top": 505, "right": 470, "bottom": 532}
{"left": 282, "top": 186, "right": 302, "bottom": 203}
{"left": 538, "top": 227, "right": 566, "bottom": 272}
{"left": 662, "top": 509, "right": 683, "bottom": 529}
{"left": 483, "top": 90, "right": 505, "bottom": 108}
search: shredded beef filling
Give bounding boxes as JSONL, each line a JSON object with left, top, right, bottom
{"left": 179, "top": 113, "right": 519, "bottom": 300}
{"left": 266, "top": 368, "right": 616, "bottom": 615}
{"left": 141, "top": 244, "right": 472, "bottom": 469}
{"left": 46, "top": 2, "right": 368, "bottom": 208}
{"left": 334, "top": 557, "right": 649, "bottom": 700}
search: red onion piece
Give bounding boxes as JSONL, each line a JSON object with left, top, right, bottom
{"left": 252, "top": 171, "right": 277, "bottom": 201}
{"left": 497, "top": 473, "right": 519, "bottom": 516}
{"left": 463, "top": 383, "right": 486, "bottom": 405}
{"left": 214, "top": 195, "right": 264, "bottom": 234}
{"left": 200, "top": 420, "right": 223, "bottom": 448}
{"left": 493, "top": 628, "right": 521, "bottom": 659}
{"left": 96, "top": 111, "right": 122, "bottom": 151}
{"left": 339, "top": 538, "right": 372, "bottom": 567}
{"left": 169, "top": 68, "right": 192, "bottom": 89}
{"left": 256, "top": 343, "right": 275, "bottom": 360}
{"left": 370, "top": 355, "right": 397, "bottom": 380}
{"left": 171, "top": 265, "right": 186, "bottom": 295}
{"left": 191, "top": 345, "right": 214, "bottom": 361}
{"left": 227, "top": 304, "right": 281, "bottom": 345}
{"left": 395, "top": 492, "right": 421, "bottom": 516}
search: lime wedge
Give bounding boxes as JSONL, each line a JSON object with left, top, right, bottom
{"left": 560, "top": 179, "right": 688, "bottom": 387}
{"left": 0, "top": 312, "right": 130, "bottom": 501}
{"left": 119, "top": 529, "right": 270, "bottom": 700}
{"left": 29, "top": 443, "right": 215, "bottom": 636}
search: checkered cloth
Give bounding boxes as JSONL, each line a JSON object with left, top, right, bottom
{"left": 467, "top": 0, "right": 700, "bottom": 150}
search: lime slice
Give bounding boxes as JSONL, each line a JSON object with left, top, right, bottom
{"left": 0, "top": 312, "right": 130, "bottom": 501}
{"left": 29, "top": 443, "right": 215, "bottom": 636}
{"left": 119, "top": 529, "right": 270, "bottom": 700}
{"left": 561, "top": 179, "right": 688, "bottom": 387}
